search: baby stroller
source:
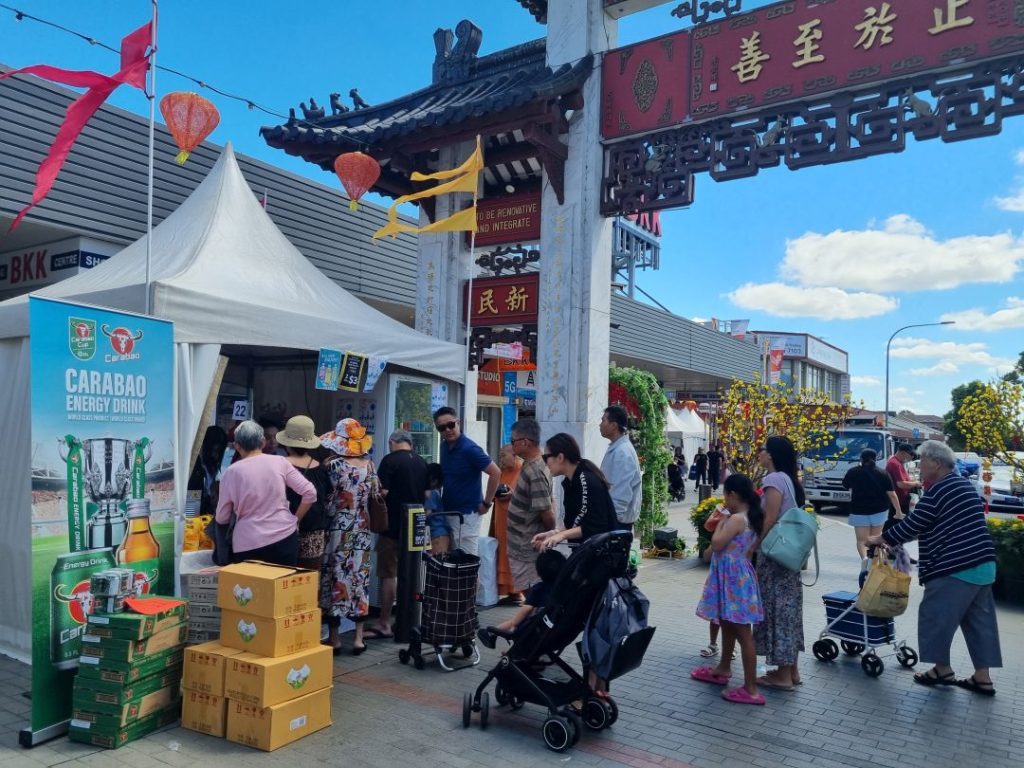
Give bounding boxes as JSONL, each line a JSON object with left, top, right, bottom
{"left": 399, "top": 512, "right": 481, "bottom": 671}
{"left": 812, "top": 547, "right": 918, "bottom": 677}
{"left": 464, "top": 531, "right": 655, "bottom": 752}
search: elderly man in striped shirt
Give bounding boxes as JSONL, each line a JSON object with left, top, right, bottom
{"left": 868, "top": 440, "right": 1001, "bottom": 696}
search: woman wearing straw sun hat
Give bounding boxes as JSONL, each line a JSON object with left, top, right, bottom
{"left": 278, "top": 416, "right": 332, "bottom": 572}
{"left": 320, "top": 418, "right": 377, "bottom": 656}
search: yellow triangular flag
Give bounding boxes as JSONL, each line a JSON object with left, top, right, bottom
{"left": 419, "top": 205, "right": 478, "bottom": 233}
{"left": 411, "top": 137, "right": 483, "bottom": 182}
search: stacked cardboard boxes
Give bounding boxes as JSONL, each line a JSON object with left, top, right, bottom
{"left": 182, "top": 562, "right": 332, "bottom": 751}
{"left": 69, "top": 597, "right": 188, "bottom": 749}
{"left": 186, "top": 568, "right": 222, "bottom": 643}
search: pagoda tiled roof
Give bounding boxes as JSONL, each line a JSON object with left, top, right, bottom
{"left": 260, "top": 39, "right": 590, "bottom": 154}
{"left": 516, "top": 0, "right": 547, "bottom": 23}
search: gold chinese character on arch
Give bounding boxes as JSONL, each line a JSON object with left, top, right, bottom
{"left": 929, "top": 0, "right": 973, "bottom": 35}
{"left": 854, "top": 3, "right": 898, "bottom": 50}
{"left": 478, "top": 289, "right": 498, "bottom": 315}
{"left": 792, "top": 19, "right": 825, "bottom": 69}
{"left": 731, "top": 31, "right": 771, "bottom": 83}
{"left": 505, "top": 286, "right": 529, "bottom": 313}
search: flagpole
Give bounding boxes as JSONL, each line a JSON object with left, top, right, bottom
{"left": 144, "top": 1, "right": 158, "bottom": 315}
{"left": 462, "top": 136, "right": 481, "bottom": 422}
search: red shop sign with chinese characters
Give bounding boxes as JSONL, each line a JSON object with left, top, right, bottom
{"left": 691, "top": 0, "right": 1024, "bottom": 120}
{"left": 464, "top": 273, "right": 540, "bottom": 325}
{"left": 471, "top": 193, "right": 542, "bottom": 247}
{"left": 602, "top": 31, "right": 690, "bottom": 139}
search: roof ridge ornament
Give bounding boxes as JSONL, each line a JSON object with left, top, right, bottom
{"left": 433, "top": 19, "right": 483, "bottom": 84}
{"left": 670, "top": 1, "right": 742, "bottom": 27}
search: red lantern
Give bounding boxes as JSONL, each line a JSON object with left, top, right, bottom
{"left": 333, "top": 152, "right": 380, "bottom": 210}
{"left": 159, "top": 92, "right": 220, "bottom": 165}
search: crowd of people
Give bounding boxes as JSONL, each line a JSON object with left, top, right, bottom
{"left": 192, "top": 412, "right": 1004, "bottom": 700}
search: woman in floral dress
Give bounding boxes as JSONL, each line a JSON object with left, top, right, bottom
{"left": 320, "top": 418, "right": 376, "bottom": 656}
{"left": 692, "top": 473, "right": 765, "bottom": 705}
{"left": 753, "top": 435, "right": 807, "bottom": 690}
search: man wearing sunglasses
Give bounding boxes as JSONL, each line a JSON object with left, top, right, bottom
{"left": 432, "top": 406, "right": 501, "bottom": 556}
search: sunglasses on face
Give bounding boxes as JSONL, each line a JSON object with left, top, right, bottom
{"left": 436, "top": 421, "right": 458, "bottom": 432}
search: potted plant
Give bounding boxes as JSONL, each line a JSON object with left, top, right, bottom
{"left": 690, "top": 495, "right": 724, "bottom": 560}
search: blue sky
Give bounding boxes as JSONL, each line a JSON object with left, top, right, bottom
{"left": 3, "top": 0, "right": 1022, "bottom": 418}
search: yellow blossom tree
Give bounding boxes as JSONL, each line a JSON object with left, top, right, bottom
{"left": 717, "top": 376, "right": 855, "bottom": 485}
{"left": 957, "top": 380, "right": 1024, "bottom": 474}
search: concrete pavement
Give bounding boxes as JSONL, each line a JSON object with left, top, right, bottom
{"left": 2, "top": 499, "right": 1022, "bottom": 767}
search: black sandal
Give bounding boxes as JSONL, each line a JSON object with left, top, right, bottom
{"left": 913, "top": 668, "right": 956, "bottom": 687}
{"left": 955, "top": 676, "right": 996, "bottom": 696}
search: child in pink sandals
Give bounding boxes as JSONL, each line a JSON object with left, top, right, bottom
{"left": 691, "top": 473, "right": 765, "bottom": 705}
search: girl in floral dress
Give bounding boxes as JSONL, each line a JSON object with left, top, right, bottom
{"left": 320, "top": 419, "right": 376, "bottom": 656}
{"left": 691, "top": 473, "right": 765, "bottom": 705}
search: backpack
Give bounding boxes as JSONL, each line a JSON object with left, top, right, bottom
{"left": 581, "top": 577, "right": 656, "bottom": 681}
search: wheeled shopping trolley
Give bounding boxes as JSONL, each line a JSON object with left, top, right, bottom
{"left": 399, "top": 513, "right": 481, "bottom": 671}
{"left": 812, "top": 590, "right": 918, "bottom": 677}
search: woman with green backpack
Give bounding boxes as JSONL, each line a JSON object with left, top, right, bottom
{"left": 753, "top": 436, "right": 807, "bottom": 691}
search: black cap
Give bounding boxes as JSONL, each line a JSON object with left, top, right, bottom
{"left": 896, "top": 443, "right": 916, "bottom": 457}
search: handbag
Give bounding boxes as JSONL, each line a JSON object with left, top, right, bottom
{"left": 205, "top": 511, "right": 235, "bottom": 567}
{"left": 688, "top": 464, "right": 698, "bottom": 481}
{"left": 366, "top": 460, "right": 389, "bottom": 534}
{"left": 856, "top": 549, "right": 911, "bottom": 617}
{"left": 759, "top": 474, "right": 818, "bottom": 579}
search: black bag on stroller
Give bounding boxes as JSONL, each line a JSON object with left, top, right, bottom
{"left": 462, "top": 531, "right": 655, "bottom": 753}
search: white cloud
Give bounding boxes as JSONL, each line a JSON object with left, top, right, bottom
{"left": 690, "top": 316, "right": 709, "bottom": 324}
{"left": 781, "top": 215, "right": 1024, "bottom": 291}
{"left": 940, "top": 297, "right": 1024, "bottom": 331}
{"left": 727, "top": 283, "right": 897, "bottom": 319}
{"left": 890, "top": 336, "right": 1015, "bottom": 375}
{"left": 994, "top": 151, "right": 1024, "bottom": 211}
{"left": 850, "top": 375, "right": 881, "bottom": 386}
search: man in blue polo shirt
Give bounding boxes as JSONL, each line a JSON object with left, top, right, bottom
{"left": 433, "top": 406, "right": 501, "bottom": 556}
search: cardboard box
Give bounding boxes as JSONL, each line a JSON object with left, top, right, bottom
{"left": 216, "top": 562, "right": 317, "bottom": 618}
{"left": 80, "top": 622, "right": 187, "bottom": 662}
{"left": 68, "top": 703, "right": 180, "bottom": 749}
{"left": 85, "top": 599, "right": 188, "bottom": 640}
{"left": 77, "top": 647, "right": 185, "bottom": 685}
{"left": 189, "top": 614, "right": 221, "bottom": 631}
{"left": 72, "top": 681, "right": 179, "bottom": 728}
{"left": 182, "top": 641, "right": 245, "bottom": 696}
{"left": 226, "top": 687, "right": 332, "bottom": 751}
{"left": 187, "top": 586, "right": 219, "bottom": 603}
{"left": 186, "top": 568, "right": 220, "bottom": 588}
{"left": 224, "top": 645, "right": 333, "bottom": 707}
{"left": 219, "top": 609, "right": 320, "bottom": 658}
{"left": 188, "top": 601, "right": 221, "bottom": 619}
{"left": 181, "top": 690, "right": 228, "bottom": 737}
{"left": 187, "top": 627, "right": 220, "bottom": 645}
{"left": 73, "top": 666, "right": 182, "bottom": 709}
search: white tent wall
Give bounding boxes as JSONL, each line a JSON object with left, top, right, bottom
{"left": 0, "top": 338, "right": 33, "bottom": 660}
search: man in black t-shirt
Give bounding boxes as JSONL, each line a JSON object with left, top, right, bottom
{"left": 706, "top": 444, "right": 724, "bottom": 490}
{"left": 694, "top": 447, "right": 708, "bottom": 489}
{"left": 372, "top": 429, "right": 428, "bottom": 638}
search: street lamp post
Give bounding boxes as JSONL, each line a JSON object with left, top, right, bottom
{"left": 885, "top": 321, "right": 955, "bottom": 428}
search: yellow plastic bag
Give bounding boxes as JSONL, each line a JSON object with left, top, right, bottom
{"left": 856, "top": 549, "right": 911, "bottom": 618}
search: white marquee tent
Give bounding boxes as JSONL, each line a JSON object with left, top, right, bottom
{"left": 0, "top": 144, "right": 465, "bottom": 658}
{"left": 665, "top": 407, "right": 707, "bottom": 461}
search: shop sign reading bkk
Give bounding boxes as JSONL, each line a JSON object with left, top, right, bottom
{"left": 465, "top": 273, "right": 540, "bottom": 325}
{"left": 600, "top": 0, "right": 1024, "bottom": 214}
{"left": 472, "top": 192, "right": 542, "bottom": 247}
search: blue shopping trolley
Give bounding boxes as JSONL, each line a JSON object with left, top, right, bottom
{"left": 812, "top": 590, "right": 918, "bottom": 677}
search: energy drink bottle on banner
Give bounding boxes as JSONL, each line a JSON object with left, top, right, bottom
{"left": 116, "top": 498, "right": 160, "bottom": 596}
{"left": 49, "top": 549, "right": 117, "bottom": 669}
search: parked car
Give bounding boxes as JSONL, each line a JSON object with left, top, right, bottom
{"left": 955, "top": 451, "right": 982, "bottom": 478}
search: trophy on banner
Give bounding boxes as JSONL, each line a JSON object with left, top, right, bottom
{"left": 59, "top": 436, "right": 138, "bottom": 551}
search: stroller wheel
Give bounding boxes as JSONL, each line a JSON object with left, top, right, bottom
{"left": 542, "top": 716, "right": 574, "bottom": 753}
{"left": 582, "top": 698, "right": 612, "bottom": 730}
{"left": 812, "top": 639, "right": 839, "bottom": 662}
{"left": 462, "top": 693, "right": 472, "bottom": 728}
{"left": 479, "top": 692, "right": 489, "bottom": 730}
{"left": 896, "top": 646, "right": 919, "bottom": 668}
{"left": 510, "top": 696, "right": 524, "bottom": 710}
{"left": 562, "top": 710, "right": 582, "bottom": 745}
{"left": 861, "top": 653, "right": 885, "bottom": 677}
{"left": 840, "top": 640, "right": 865, "bottom": 656}
{"left": 461, "top": 643, "right": 475, "bottom": 659}
{"left": 604, "top": 696, "right": 619, "bottom": 726}
{"left": 494, "top": 683, "right": 509, "bottom": 706}
{"left": 398, "top": 649, "right": 410, "bottom": 665}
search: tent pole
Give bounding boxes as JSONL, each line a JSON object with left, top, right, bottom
{"left": 144, "top": 1, "right": 158, "bottom": 315}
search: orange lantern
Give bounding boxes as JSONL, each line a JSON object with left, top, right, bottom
{"left": 159, "top": 92, "right": 220, "bottom": 165}
{"left": 333, "top": 152, "right": 380, "bottom": 210}
{"left": 685, "top": 400, "right": 697, "bottom": 412}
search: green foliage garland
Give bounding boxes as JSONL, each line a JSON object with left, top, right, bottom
{"left": 608, "top": 366, "right": 673, "bottom": 547}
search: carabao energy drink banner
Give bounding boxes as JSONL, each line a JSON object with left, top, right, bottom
{"left": 28, "top": 297, "right": 175, "bottom": 735}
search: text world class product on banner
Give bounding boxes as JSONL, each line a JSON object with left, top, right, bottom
{"left": 27, "top": 297, "right": 175, "bottom": 737}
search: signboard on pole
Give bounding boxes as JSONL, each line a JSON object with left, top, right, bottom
{"left": 26, "top": 297, "right": 175, "bottom": 741}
